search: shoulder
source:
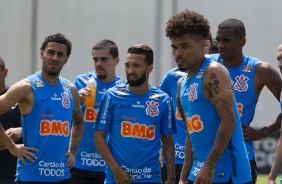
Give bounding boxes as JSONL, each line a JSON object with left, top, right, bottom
{"left": 150, "top": 86, "right": 170, "bottom": 99}
{"left": 72, "top": 72, "right": 92, "bottom": 82}
{"left": 165, "top": 68, "right": 185, "bottom": 78}
{"left": 204, "top": 61, "right": 230, "bottom": 81}
{"left": 11, "top": 78, "right": 33, "bottom": 93}
{"left": 207, "top": 60, "right": 228, "bottom": 71}
{"left": 114, "top": 77, "right": 127, "bottom": 87}
{"left": 255, "top": 59, "right": 278, "bottom": 75}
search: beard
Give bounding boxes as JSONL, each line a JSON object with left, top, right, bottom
{"left": 177, "top": 66, "right": 187, "bottom": 72}
{"left": 127, "top": 70, "right": 147, "bottom": 87}
{"left": 45, "top": 68, "right": 61, "bottom": 76}
{"left": 97, "top": 73, "right": 107, "bottom": 80}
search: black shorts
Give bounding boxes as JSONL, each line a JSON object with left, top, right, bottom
{"left": 161, "top": 163, "right": 183, "bottom": 184}
{"left": 245, "top": 159, "right": 257, "bottom": 184}
{"left": 70, "top": 167, "right": 105, "bottom": 184}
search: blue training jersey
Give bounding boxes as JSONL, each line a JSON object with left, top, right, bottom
{"left": 16, "top": 72, "right": 74, "bottom": 182}
{"left": 210, "top": 54, "right": 259, "bottom": 160}
{"left": 159, "top": 68, "right": 187, "bottom": 164}
{"left": 72, "top": 71, "right": 126, "bottom": 172}
{"left": 179, "top": 57, "right": 251, "bottom": 183}
{"left": 95, "top": 84, "right": 176, "bottom": 183}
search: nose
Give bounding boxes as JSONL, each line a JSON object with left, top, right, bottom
{"left": 51, "top": 53, "right": 59, "bottom": 61}
{"left": 127, "top": 66, "right": 135, "bottom": 74}
{"left": 173, "top": 48, "right": 183, "bottom": 57}
{"left": 217, "top": 40, "right": 223, "bottom": 49}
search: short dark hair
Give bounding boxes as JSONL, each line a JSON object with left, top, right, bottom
{"left": 165, "top": 9, "right": 210, "bottom": 40}
{"left": 0, "top": 57, "right": 5, "bottom": 70}
{"left": 92, "top": 39, "right": 119, "bottom": 59}
{"left": 40, "top": 33, "right": 72, "bottom": 56}
{"left": 127, "top": 44, "right": 154, "bottom": 65}
{"left": 218, "top": 18, "right": 246, "bottom": 38}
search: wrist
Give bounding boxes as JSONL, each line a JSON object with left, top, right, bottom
{"left": 6, "top": 142, "right": 16, "bottom": 151}
{"left": 258, "top": 126, "right": 268, "bottom": 138}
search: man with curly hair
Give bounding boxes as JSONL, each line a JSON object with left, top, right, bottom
{"left": 159, "top": 30, "right": 215, "bottom": 184}
{"left": 0, "top": 33, "right": 84, "bottom": 183}
{"left": 165, "top": 10, "right": 251, "bottom": 183}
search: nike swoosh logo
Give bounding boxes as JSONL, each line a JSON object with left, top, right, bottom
{"left": 41, "top": 98, "right": 49, "bottom": 102}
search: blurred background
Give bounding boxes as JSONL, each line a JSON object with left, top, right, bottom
{"left": 1, "top": 0, "right": 281, "bottom": 174}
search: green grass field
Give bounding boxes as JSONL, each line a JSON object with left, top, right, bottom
{"left": 257, "top": 174, "right": 280, "bottom": 184}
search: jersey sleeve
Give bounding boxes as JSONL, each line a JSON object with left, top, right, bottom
{"left": 159, "top": 73, "right": 171, "bottom": 96}
{"left": 161, "top": 97, "right": 177, "bottom": 134}
{"left": 71, "top": 75, "right": 85, "bottom": 90}
{"left": 94, "top": 91, "right": 113, "bottom": 131}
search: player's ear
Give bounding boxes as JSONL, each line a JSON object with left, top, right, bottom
{"left": 240, "top": 37, "right": 246, "bottom": 47}
{"left": 147, "top": 64, "right": 153, "bottom": 73}
{"left": 114, "top": 56, "right": 120, "bottom": 66}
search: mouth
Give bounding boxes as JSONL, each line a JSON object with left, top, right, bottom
{"left": 96, "top": 68, "right": 105, "bottom": 72}
{"left": 127, "top": 75, "right": 137, "bottom": 81}
{"left": 49, "top": 63, "right": 58, "bottom": 68}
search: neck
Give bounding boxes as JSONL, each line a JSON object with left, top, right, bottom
{"left": 0, "top": 83, "right": 7, "bottom": 94}
{"left": 126, "top": 83, "right": 150, "bottom": 95}
{"left": 187, "top": 56, "right": 205, "bottom": 78}
{"left": 100, "top": 73, "right": 116, "bottom": 83}
{"left": 40, "top": 71, "right": 59, "bottom": 85}
{"left": 222, "top": 54, "right": 244, "bottom": 68}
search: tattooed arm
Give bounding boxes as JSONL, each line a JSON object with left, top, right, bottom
{"left": 176, "top": 77, "right": 193, "bottom": 184}
{"left": 66, "top": 82, "right": 84, "bottom": 168}
{"left": 195, "top": 62, "right": 236, "bottom": 184}
{"left": 161, "top": 134, "right": 176, "bottom": 184}
{"left": 178, "top": 133, "right": 193, "bottom": 184}
{"left": 243, "top": 61, "right": 282, "bottom": 141}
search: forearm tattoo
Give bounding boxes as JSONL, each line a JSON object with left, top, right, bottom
{"left": 70, "top": 140, "right": 80, "bottom": 153}
{"left": 71, "top": 86, "right": 83, "bottom": 125}
{"left": 161, "top": 135, "right": 175, "bottom": 175}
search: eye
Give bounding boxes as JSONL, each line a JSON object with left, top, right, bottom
{"left": 101, "top": 57, "right": 108, "bottom": 62}
{"left": 58, "top": 52, "right": 65, "bottom": 57}
{"left": 47, "top": 50, "right": 54, "bottom": 55}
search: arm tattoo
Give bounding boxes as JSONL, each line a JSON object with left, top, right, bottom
{"left": 70, "top": 140, "right": 80, "bottom": 153}
{"left": 71, "top": 86, "right": 83, "bottom": 125}
{"left": 268, "top": 68, "right": 282, "bottom": 100}
{"left": 210, "top": 72, "right": 217, "bottom": 80}
{"left": 161, "top": 135, "right": 175, "bottom": 177}
{"left": 208, "top": 79, "right": 220, "bottom": 94}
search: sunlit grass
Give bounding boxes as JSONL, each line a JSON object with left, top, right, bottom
{"left": 257, "top": 174, "right": 280, "bottom": 184}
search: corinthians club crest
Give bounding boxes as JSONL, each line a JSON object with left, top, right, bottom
{"left": 146, "top": 100, "right": 159, "bottom": 117}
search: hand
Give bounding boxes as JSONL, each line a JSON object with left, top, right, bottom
{"left": 194, "top": 164, "right": 214, "bottom": 184}
{"left": 78, "top": 88, "right": 92, "bottom": 102}
{"left": 112, "top": 167, "right": 131, "bottom": 184}
{"left": 8, "top": 144, "right": 38, "bottom": 165}
{"left": 6, "top": 127, "right": 22, "bottom": 142}
{"left": 242, "top": 123, "right": 262, "bottom": 141}
{"left": 267, "top": 179, "right": 276, "bottom": 184}
{"left": 65, "top": 151, "right": 76, "bottom": 168}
